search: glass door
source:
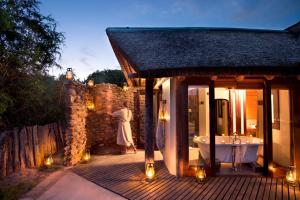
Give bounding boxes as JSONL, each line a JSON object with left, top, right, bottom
{"left": 188, "top": 86, "right": 210, "bottom": 168}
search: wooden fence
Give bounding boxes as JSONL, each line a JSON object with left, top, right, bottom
{"left": 0, "top": 122, "right": 65, "bottom": 178}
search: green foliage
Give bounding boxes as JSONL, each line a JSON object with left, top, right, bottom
{"left": 0, "top": 0, "right": 65, "bottom": 130}
{"left": 85, "top": 69, "right": 126, "bottom": 86}
{"left": 0, "top": 181, "right": 37, "bottom": 200}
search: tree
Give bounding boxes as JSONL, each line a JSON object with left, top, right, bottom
{"left": 85, "top": 69, "right": 126, "bottom": 86}
{"left": 0, "top": 0, "right": 65, "bottom": 130}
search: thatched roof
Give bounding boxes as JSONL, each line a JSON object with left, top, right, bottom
{"left": 106, "top": 22, "right": 300, "bottom": 79}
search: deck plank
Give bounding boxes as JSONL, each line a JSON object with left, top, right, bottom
{"left": 276, "top": 178, "right": 283, "bottom": 200}
{"left": 269, "top": 178, "right": 277, "bottom": 200}
{"left": 249, "top": 177, "right": 262, "bottom": 200}
{"left": 72, "top": 154, "right": 298, "bottom": 200}
{"left": 235, "top": 177, "right": 251, "bottom": 200}
{"left": 229, "top": 176, "right": 247, "bottom": 199}
{"left": 208, "top": 176, "right": 231, "bottom": 200}
{"left": 256, "top": 176, "right": 267, "bottom": 200}
{"left": 263, "top": 177, "right": 272, "bottom": 200}
{"left": 215, "top": 176, "right": 238, "bottom": 199}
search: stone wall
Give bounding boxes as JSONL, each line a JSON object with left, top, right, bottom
{"left": 64, "top": 81, "right": 88, "bottom": 166}
{"left": 64, "top": 81, "right": 145, "bottom": 165}
{"left": 86, "top": 84, "right": 144, "bottom": 152}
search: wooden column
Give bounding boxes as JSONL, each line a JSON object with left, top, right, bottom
{"left": 134, "top": 91, "right": 142, "bottom": 148}
{"left": 145, "top": 78, "right": 154, "bottom": 164}
{"left": 263, "top": 80, "right": 272, "bottom": 176}
{"left": 292, "top": 84, "right": 300, "bottom": 180}
{"left": 209, "top": 80, "right": 216, "bottom": 175}
{"left": 175, "top": 77, "right": 188, "bottom": 177}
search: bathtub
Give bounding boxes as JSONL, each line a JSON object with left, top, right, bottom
{"left": 194, "top": 136, "right": 263, "bottom": 164}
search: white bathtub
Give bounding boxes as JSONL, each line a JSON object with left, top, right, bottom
{"left": 194, "top": 136, "right": 263, "bottom": 164}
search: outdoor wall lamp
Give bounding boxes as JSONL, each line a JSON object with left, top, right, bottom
{"left": 87, "top": 79, "right": 94, "bottom": 88}
{"left": 145, "top": 163, "right": 155, "bottom": 181}
{"left": 65, "top": 68, "right": 73, "bottom": 80}
{"left": 86, "top": 99, "right": 95, "bottom": 111}
{"left": 44, "top": 154, "right": 54, "bottom": 168}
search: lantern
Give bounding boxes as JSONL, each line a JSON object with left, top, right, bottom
{"left": 195, "top": 167, "right": 206, "bottom": 183}
{"left": 286, "top": 166, "right": 297, "bottom": 186}
{"left": 123, "top": 83, "right": 128, "bottom": 91}
{"left": 65, "top": 68, "right": 73, "bottom": 80}
{"left": 44, "top": 154, "right": 54, "bottom": 167}
{"left": 86, "top": 100, "right": 95, "bottom": 111}
{"left": 83, "top": 150, "right": 91, "bottom": 162}
{"left": 145, "top": 163, "right": 155, "bottom": 181}
{"left": 87, "top": 79, "right": 94, "bottom": 87}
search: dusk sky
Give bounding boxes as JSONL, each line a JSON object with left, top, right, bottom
{"left": 40, "top": 0, "right": 300, "bottom": 80}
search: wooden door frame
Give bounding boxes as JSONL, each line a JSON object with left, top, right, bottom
{"left": 183, "top": 77, "right": 269, "bottom": 176}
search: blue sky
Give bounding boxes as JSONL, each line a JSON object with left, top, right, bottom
{"left": 40, "top": 0, "right": 300, "bottom": 80}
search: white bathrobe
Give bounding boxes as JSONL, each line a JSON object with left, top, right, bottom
{"left": 112, "top": 108, "right": 133, "bottom": 146}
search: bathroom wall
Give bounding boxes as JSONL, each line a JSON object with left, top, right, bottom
{"left": 162, "top": 79, "right": 177, "bottom": 175}
{"left": 272, "top": 90, "right": 291, "bottom": 167}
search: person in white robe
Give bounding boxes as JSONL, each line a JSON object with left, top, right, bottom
{"left": 112, "top": 102, "right": 137, "bottom": 153}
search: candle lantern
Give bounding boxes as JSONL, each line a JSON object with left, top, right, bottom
{"left": 196, "top": 154, "right": 207, "bottom": 183}
{"left": 123, "top": 82, "right": 128, "bottom": 91}
{"left": 44, "top": 154, "right": 54, "bottom": 168}
{"left": 195, "top": 166, "right": 206, "bottom": 183}
{"left": 87, "top": 79, "right": 94, "bottom": 88}
{"left": 82, "top": 149, "right": 91, "bottom": 163}
{"left": 145, "top": 163, "right": 155, "bottom": 181}
{"left": 285, "top": 166, "right": 297, "bottom": 186}
{"left": 65, "top": 68, "right": 73, "bottom": 80}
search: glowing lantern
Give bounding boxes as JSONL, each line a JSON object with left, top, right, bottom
{"left": 123, "top": 83, "right": 128, "bottom": 91}
{"left": 145, "top": 163, "right": 155, "bottom": 181}
{"left": 83, "top": 150, "right": 91, "bottom": 162}
{"left": 286, "top": 166, "right": 297, "bottom": 186}
{"left": 87, "top": 79, "right": 94, "bottom": 87}
{"left": 86, "top": 100, "right": 95, "bottom": 111}
{"left": 195, "top": 167, "right": 206, "bottom": 183}
{"left": 44, "top": 155, "right": 54, "bottom": 167}
{"left": 65, "top": 68, "right": 73, "bottom": 80}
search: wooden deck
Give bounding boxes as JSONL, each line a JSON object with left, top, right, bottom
{"left": 72, "top": 152, "right": 299, "bottom": 200}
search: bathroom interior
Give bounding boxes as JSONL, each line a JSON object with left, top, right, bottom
{"left": 188, "top": 86, "right": 292, "bottom": 175}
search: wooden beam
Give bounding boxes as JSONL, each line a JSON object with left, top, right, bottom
{"left": 263, "top": 80, "right": 272, "bottom": 176}
{"left": 134, "top": 91, "right": 142, "bottom": 148}
{"left": 209, "top": 80, "right": 216, "bottom": 175}
{"left": 175, "top": 77, "right": 188, "bottom": 177}
{"left": 236, "top": 75, "right": 245, "bottom": 81}
{"left": 291, "top": 84, "right": 300, "bottom": 181}
{"left": 145, "top": 78, "right": 154, "bottom": 164}
{"left": 265, "top": 75, "right": 275, "bottom": 81}
{"left": 154, "top": 78, "right": 168, "bottom": 89}
{"left": 211, "top": 76, "right": 218, "bottom": 81}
